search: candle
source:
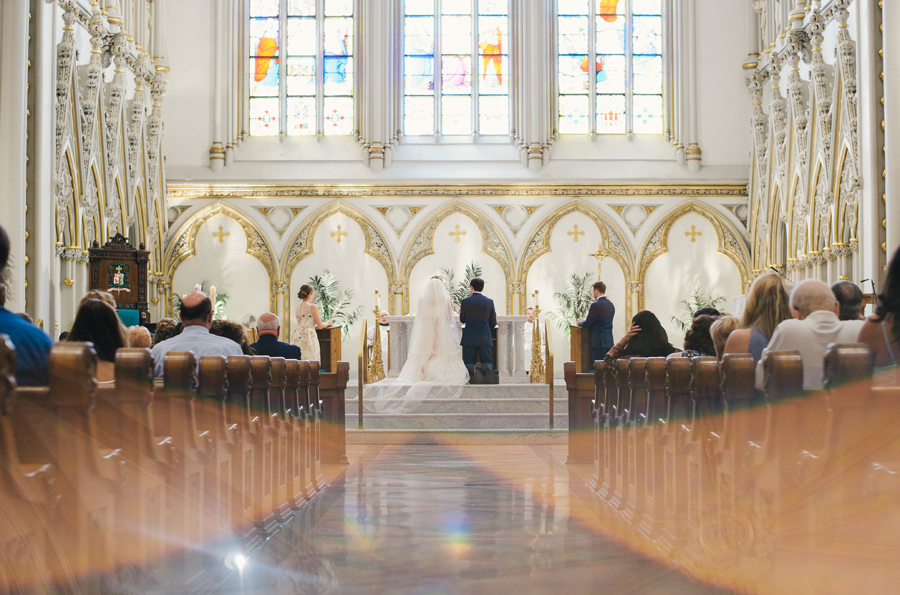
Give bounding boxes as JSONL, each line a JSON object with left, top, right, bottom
{"left": 209, "top": 285, "right": 217, "bottom": 303}
{"left": 375, "top": 289, "right": 380, "bottom": 310}
{"left": 534, "top": 290, "right": 539, "bottom": 309}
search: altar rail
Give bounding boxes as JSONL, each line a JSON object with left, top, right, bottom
{"left": 564, "top": 345, "right": 900, "bottom": 593}
{"left": 0, "top": 336, "right": 348, "bottom": 593}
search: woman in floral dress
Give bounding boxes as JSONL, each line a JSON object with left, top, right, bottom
{"left": 294, "top": 284, "right": 332, "bottom": 361}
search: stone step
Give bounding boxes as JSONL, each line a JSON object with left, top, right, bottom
{"left": 345, "top": 412, "right": 568, "bottom": 430}
{"left": 345, "top": 383, "right": 561, "bottom": 400}
{"left": 346, "top": 397, "right": 558, "bottom": 415}
{"left": 346, "top": 428, "right": 568, "bottom": 445}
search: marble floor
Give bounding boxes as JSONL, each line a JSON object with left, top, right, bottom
{"left": 219, "top": 445, "right": 729, "bottom": 594}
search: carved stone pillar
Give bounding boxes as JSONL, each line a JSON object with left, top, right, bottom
{"left": 883, "top": 0, "right": 900, "bottom": 255}
{"left": 512, "top": 0, "right": 553, "bottom": 170}
{"left": 359, "top": 0, "right": 398, "bottom": 170}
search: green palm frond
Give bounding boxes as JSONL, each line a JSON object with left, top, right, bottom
{"left": 668, "top": 285, "right": 726, "bottom": 333}
{"left": 309, "top": 269, "right": 364, "bottom": 340}
{"left": 440, "top": 261, "right": 484, "bottom": 310}
{"left": 549, "top": 272, "right": 594, "bottom": 338}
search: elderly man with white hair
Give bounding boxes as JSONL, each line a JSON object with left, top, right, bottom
{"left": 755, "top": 279, "right": 866, "bottom": 390}
{"left": 250, "top": 312, "right": 302, "bottom": 359}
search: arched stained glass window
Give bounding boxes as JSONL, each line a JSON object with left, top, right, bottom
{"left": 249, "top": 0, "right": 354, "bottom": 137}
{"left": 557, "top": 0, "right": 663, "bottom": 135}
{"left": 403, "top": 0, "right": 509, "bottom": 137}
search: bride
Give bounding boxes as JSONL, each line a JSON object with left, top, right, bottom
{"left": 368, "top": 277, "right": 469, "bottom": 413}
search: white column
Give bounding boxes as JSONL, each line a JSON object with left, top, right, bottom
{"left": 359, "top": 0, "right": 396, "bottom": 171}
{"left": 0, "top": 0, "right": 30, "bottom": 311}
{"left": 30, "top": 0, "right": 59, "bottom": 328}
{"left": 210, "top": 0, "right": 225, "bottom": 171}
{"left": 514, "top": 0, "right": 553, "bottom": 171}
{"left": 883, "top": 0, "right": 900, "bottom": 256}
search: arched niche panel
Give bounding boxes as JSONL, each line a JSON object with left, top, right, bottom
{"left": 526, "top": 211, "right": 628, "bottom": 372}
{"left": 171, "top": 213, "right": 272, "bottom": 324}
{"left": 642, "top": 212, "right": 745, "bottom": 345}
{"left": 407, "top": 212, "right": 508, "bottom": 316}
{"left": 401, "top": 201, "right": 514, "bottom": 313}
{"left": 286, "top": 213, "right": 390, "bottom": 364}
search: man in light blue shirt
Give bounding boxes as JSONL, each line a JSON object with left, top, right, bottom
{"left": 151, "top": 290, "right": 242, "bottom": 377}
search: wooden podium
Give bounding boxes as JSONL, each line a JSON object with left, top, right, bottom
{"left": 570, "top": 325, "right": 593, "bottom": 372}
{"left": 316, "top": 327, "right": 342, "bottom": 373}
{"left": 88, "top": 233, "right": 150, "bottom": 324}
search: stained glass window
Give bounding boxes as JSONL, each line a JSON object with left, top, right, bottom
{"left": 249, "top": 0, "right": 354, "bottom": 137}
{"left": 403, "top": 0, "right": 509, "bottom": 137}
{"left": 557, "top": 0, "right": 663, "bottom": 135}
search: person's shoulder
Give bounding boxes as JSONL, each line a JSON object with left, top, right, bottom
{"left": 858, "top": 317, "right": 883, "bottom": 343}
{"left": 0, "top": 313, "right": 52, "bottom": 348}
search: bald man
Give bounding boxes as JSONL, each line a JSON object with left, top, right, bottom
{"left": 250, "top": 312, "right": 302, "bottom": 359}
{"left": 755, "top": 279, "right": 865, "bottom": 390}
{"left": 150, "top": 290, "right": 242, "bottom": 377}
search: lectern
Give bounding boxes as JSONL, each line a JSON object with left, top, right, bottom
{"left": 88, "top": 233, "right": 150, "bottom": 324}
{"left": 316, "top": 326, "right": 342, "bottom": 373}
{"left": 570, "top": 325, "right": 594, "bottom": 372}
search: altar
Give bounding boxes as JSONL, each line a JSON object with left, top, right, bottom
{"left": 385, "top": 315, "right": 529, "bottom": 382}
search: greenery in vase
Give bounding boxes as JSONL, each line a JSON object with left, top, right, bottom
{"left": 547, "top": 272, "right": 595, "bottom": 338}
{"left": 668, "top": 285, "right": 726, "bottom": 333}
{"left": 308, "top": 269, "right": 364, "bottom": 341}
{"left": 439, "top": 261, "right": 484, "bottom": 311}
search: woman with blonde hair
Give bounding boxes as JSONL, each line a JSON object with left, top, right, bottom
{"left": 722, "top": 273, "right": 792, "bottom": 364}
{"left": 710, "top": 315, "right": 740, "bottom": 361}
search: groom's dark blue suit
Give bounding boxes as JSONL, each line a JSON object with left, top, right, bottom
{"left": 459, "top": 291, "right": 497, "bottom": 378}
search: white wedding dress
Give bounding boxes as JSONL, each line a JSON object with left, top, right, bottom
{"left": 368, "top": 278, "right": 469, "bottom": 414}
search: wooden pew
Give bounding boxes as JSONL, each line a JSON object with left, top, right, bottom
{"left": 94, "top": 348, "right": 173, "bottom": 569}
{"left": 268, "top": 357, "right": 293, "bottom": 522}
{"left": 707, "top": 353, "right": 757, "bottom": 562}
{"left": 658, "top": 356, "right": 691, "bottom": 554}
{"left": 598, "top": 364, "right": 618, "bottom": 502}
{"left": 623, "top": 357, "right": 649, "bottom": 525}
{"left": 563, "top": 361, "right": 594, "bottom": 466}
{"left": 158, "top": 351, "right": 215, "bottom": 582}
{"left": 320, "top": 360, "right": 350, "bottom": 465}
{"left": 637, "top": 357, "right": 668, "bottom": 539}
{"left": 0, "top": 336, "right": 64, "bottom": 593}
{"left": 307, "top": 361, "right": 325, "bottom": 490}
{"left": 589, "top": 362, "right": 607, "bottom": 491}
{"left": 249, "top": 356, "right": 279, "bottom": 536}
{"left": 197, "top": 355, "right": 242, "bottom": 541}
{"left": 610, "top": 358, "right": 633, "bottom": 511}
{"left": 295, "top": 360, "right": 317, "bottom": 499}
{"left": 684, "top": 356, "right": 722, "bottom": 563}
{"left": 283, "top": 359, "right": 310, "bottom": 509}
{"left": 224, "top": 354, "right": 260, "bottom": 545}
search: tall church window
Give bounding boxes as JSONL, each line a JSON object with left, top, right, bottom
{"left": 249, "top": 0, "right": 354, "bottom": 137}
{"left": 403, "top": 0, "right": 509, "bottom": 137}
{"left": 557, "top": 0, "right": 663, "bottom": 135}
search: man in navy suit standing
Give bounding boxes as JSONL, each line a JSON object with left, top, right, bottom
{"left": 577, "top": 281, "right": 615, "bottom": 368}
{"left": 250, "top": 312, "right": 303, "bottom": 359}
{"left": 459, "top": 277, "right": 497, "bottom": 381}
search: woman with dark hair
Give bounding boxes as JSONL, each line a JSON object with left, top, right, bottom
{"left": 67, "top": 299, "right": 128, "bottom": 383}
{"left": 152, "top": 318, "right": 179, "bottom": 346}
{"left": 670, "top": 314, "right": 717, "bottom": 358}
{"left": 859, "top": 246, "right": 900, "bottom": 378}
{"left": 603, "top": 310, "right": 678, "bottom": 370}
{"left": 293, "top": 284, "right": 332, "bottom": 361}
{"left": 210, "top": 319, "right": 255, "bottom": 355}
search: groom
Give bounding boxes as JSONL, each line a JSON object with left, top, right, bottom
{"left": 459, "top": 277, "right": 497, "bottom": 382}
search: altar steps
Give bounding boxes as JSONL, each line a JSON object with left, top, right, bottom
{"left": 344, "top": 382, "right": 568, "bottom": 444}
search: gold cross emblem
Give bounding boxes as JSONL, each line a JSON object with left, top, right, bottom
{"left": 567, "top": 225, "right": 585, "bottom": 242}
{"left": 449, "top": 225, "right": 467, "bottom": 243}
{"left": 331, "top": 225, "right": 348, "bottom": 243}
{"left": 684, "top": 225, "right": 702, "bottom": 243}
{"left": 212, "top": 226, "right": 230, "bottom": 244}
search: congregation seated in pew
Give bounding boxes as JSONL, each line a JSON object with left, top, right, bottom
{"left": 755, "top": 279, "right": 865, "bottom": 390}
{"left": 210, "top": 318, "right": 254, "bottom": 354}
{"left": 668, "top": 313, "right": 717, "bottom": 359}
{"left": 150, "top": 289, "right": 242, "bottom": 376}
{"left": 858, "top": 246, "right": 900, "bottom": 379}
{"left": 603, "top": 310, "right": 677, "bottom": 370}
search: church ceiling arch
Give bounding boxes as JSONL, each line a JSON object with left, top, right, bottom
{"left": 637, "top": 202, "right": 750, "bottom": 290}
{"left": 400, "top": 201, "right": 514, "bottom": 291}
{"left": 518, "top": 201, "right": 633, "bottom": 284}
{"left": 283, "top": 202, "right": 396, "bottom": 284}
{"left": 164, "top": 203, "right": 277, "bottom": 285}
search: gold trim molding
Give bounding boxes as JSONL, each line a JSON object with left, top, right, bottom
{"left": 167, "top": 183, "right": 749, "bottom": 200}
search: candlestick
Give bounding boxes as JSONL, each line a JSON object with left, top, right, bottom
{"left": 534, "top": 290, "right": 539, "bottom": 309}
{"left": 375, "top": 289, "right": 380, "bottom": 310}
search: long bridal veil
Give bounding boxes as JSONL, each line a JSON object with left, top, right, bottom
{"left": 368, "top": 278, "right": 469, "bottom": 414}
